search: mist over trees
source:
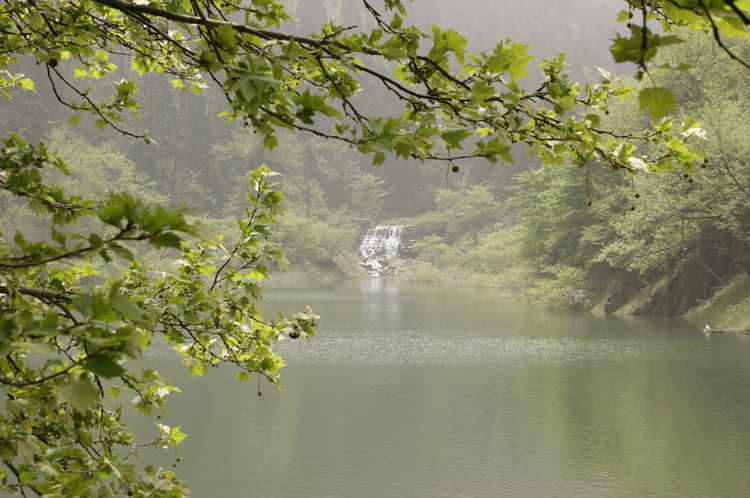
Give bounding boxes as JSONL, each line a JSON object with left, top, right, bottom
{"left": 0, "top": 0, "right": 748, "bottom": 494}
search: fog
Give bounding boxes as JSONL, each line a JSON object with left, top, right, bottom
{"left": 1, "top": 1, "right": 637, "bottom": 227}
{"left": 288, "top": 0, "right": 632, "bottom": 80}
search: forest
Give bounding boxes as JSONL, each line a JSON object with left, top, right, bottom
{"left": 4, "top": 4, "right": 748, "bottom": 322}
{"left": 1, "top": 0, "right": 749, "bottom": 495}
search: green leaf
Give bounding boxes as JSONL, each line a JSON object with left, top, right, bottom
{"left": 263, "top": 135, "right": 278, "bottom": 150}
{"left": 158, "top": 424, "right": 188, "bottom": 447}
{"left": 639, "top": 87, "right": 675, "bottom": 121}
{"left": 506, "top": 43, "right": 532, "bottom": 79}
{"left": 18, "top": 78, "right": 35, "bottom": 92}
{"left": 429, "top": 27, "right": 467, "bottom": 65}
{"left": 109, "top": 242, "right": 134, "bottom": 261}
{"left": 83, "top": 355, "right": 126, "bottom": 378}
{"left": 470, "top": 80, "right": 495, "bottom": 104}
{"left": 15, "top": 437, "right": 40, "bottom": 464}
{"left": 112, "top": 295, "right": 143, "bottom": 321}
{"left": 484, "top": 137, "right": 514, "bottom": 163}
{"left": 169, "top": 426, "right": 188, "bottom": 445}
{"left": 615, "top": 10, "right": 630, "bottom": 22}
{"left": 440, "top": 124, "right": 472, "bottom": 148}
{"left": 380, "top": 37, "right": 407, "bottom": 59}
{"left": 71, "top": 293, "right": 93, "bottom": 315}
{"left": 715, "top": 16, "right": 749, "bottom": 39}
{"left": 610, "top": 31, "right": 649, "bottom": 64}
{"left": 215, "top": 25, "right": 238, "bottom": 53}
{"left": 149, "top": 232, "right": 183, "bottom": 249}
{"left": 557, "top": 95, "right": 576, "bottom": 111}
{"left": 57, "top": 379, "right": 100, "bottom": 412}
{"left": 188, "top": 363, "right": 208, "bottom": 377}
{"left": 585, "top": 114, "right": 600, "bottom": 127}
{"left": 191, "top": 220, "right": 219, "bottom": 242}
{"left": 294, "top": 89, "right": 342, "bottom": 123}
{"left": 486, "top": 42, "right": 532, "bottom": 80}
{"left": 39, "top": 311, "right": 59, "bottom": 333}
{"left": 0, "top": 316, "right": 16, "bottom": 341}
{"left": 66, "top": 475, "right": 97, "bottom": 496}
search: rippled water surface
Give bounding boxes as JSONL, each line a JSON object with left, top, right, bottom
{"left": 143, "top": 279, "right": 750, "bottom": 497}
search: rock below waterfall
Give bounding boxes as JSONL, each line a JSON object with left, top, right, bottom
{"left": 360, "top": 258, "right": 411, "bottom": 277}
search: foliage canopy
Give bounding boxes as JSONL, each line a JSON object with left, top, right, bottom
{"left": 0, "top": 0, "right": 748, "bottom": 495}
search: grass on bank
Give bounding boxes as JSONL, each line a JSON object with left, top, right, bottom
{"left": 686, "top": 274, "right": 750, "bottom": 333}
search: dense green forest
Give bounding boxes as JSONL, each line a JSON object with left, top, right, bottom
{"left": 1, "top": 0, "right": 748, "bottom": 494}
{"left": 405, "top": 35, "right": 750, "bottom": 328}
{"left": 4, "top": 31, "right": 747, "bottom": 324}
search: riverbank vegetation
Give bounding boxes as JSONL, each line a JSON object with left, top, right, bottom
{"left": 1, "top": 0, "right": 749, "bottom": 494}
{"left": 302, "top": 35, "right": 749, "bottom": 330}
{"left": 7, "top": 33, "right": 744, "bottom": 317}
{"left": 402, "top": 34, "right": 750, "bottom": 328}
{"left": 264, "top": 34, "right": 750, "bottom": 329}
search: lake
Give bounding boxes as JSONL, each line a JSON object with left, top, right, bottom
{"left": 139, "top": 279, "right": 750, "bottom": 497}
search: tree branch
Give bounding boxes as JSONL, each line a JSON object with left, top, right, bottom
{"left": 91, "top": 0, "right": 337, "bottom": 49}
{"left": 0, "top": 285, "right": 74, "bottom": 303}
{"left": 697, "top": 0, "right": 750, "bottom": 70}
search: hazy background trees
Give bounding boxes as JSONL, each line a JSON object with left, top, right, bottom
{"left": 2, "top": 0, "right": 748, "bottom": 494}
{"left": 3, "top": 2, "right": 747, "bottom": 310}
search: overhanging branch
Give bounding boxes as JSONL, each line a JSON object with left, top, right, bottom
{"left": 0, "top": 285, "right": 74, "bottom": 303}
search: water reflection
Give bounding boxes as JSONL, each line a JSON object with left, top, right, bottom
{"left": 358, "top": 276, "right": 402, "bottom": 295}
{"left": 139, "top": 279, "right": 750, "bottom": 497}
{"left": 357, "top": 278, "right": 406, "bottom": 327}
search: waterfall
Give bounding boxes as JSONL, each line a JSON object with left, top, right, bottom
{"left": 358, "top": 226, "right": 405, "bottom": 271}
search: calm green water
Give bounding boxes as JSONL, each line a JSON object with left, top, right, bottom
{"left": 141, "top": 279, "right": 750, "bottom": 497}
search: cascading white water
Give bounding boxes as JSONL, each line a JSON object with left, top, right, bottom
{"left": 358, "top": 226, "right": 404, "bottom": 268}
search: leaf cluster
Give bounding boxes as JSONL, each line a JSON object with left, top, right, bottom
{"left": 1, "top": 0, "right": 716, "bottom": 176}
{"left": 0, "top": 148, "right": 316, "bottom": 494}
{"left": 0, "top": 0, "right": 747, "bottom": 494}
